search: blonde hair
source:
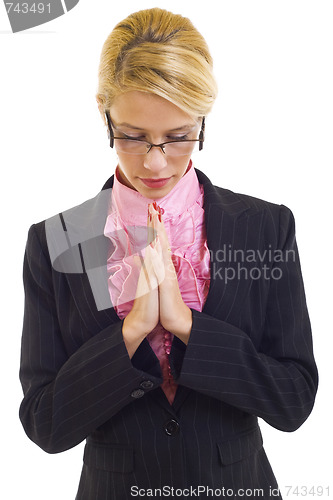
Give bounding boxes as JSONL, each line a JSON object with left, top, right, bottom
{"left": 96, "top": 7, "right": 217, "bottom": 119}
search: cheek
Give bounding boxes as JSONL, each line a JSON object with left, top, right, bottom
{"left": 175, "top": 156, "right": 192, "bottom": 176}
{"left": 117, "top": 154, "right": 142, "bottom": 177}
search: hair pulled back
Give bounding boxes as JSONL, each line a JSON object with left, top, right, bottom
{"left": 96, "top": 8, "right": 217, "bottom": 118}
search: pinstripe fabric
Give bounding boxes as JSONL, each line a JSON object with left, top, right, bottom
{"left": 19, "top": 169, "right": 318, "bottom": 499}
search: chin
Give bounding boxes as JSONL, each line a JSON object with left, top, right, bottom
{"left": 139, "top": 185, "right": 173, "bottom": 199}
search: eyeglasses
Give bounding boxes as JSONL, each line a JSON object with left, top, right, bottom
{"left": 105, "top": 110, "right": 205, "bottom": 156}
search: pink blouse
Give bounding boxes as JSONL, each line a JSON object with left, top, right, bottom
{"left": 104, "top": 162, "right": 211, "bottom": 404}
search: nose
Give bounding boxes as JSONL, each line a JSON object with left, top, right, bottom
{"left": 143, "top": 147, "right": 168, "bottom": 173}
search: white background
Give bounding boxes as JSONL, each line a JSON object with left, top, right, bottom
{"left": 0, "top": 0, "right": 332, "bottom": 498}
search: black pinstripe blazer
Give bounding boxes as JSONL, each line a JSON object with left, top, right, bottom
{"left": 19, "top": 169, "right": 318, "bottom": 499}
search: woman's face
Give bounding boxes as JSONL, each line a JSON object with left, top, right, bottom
{"left": 109, "top": 91, "right": 201, "bottom": 199}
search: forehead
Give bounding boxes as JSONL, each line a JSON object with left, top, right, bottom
{"left": 109, "top": 91, "right": 198, "bottom": 131}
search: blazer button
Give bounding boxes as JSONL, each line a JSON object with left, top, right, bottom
{"left": 164, "top": 419, "right": 180, "bottom": 436}
{"left": 140, "top": 380, "right": 154, "bottom": 390}
{"left": 131, "top": 389, "right": 145, "bottom": 399}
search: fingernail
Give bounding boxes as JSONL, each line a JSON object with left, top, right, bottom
{"left": 153, "top": 201, "right": 157, "bottom": 210}
{"left": 158, "top": 213, "right": 161, "bottom": 222}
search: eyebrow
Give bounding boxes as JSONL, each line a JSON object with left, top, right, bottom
{"left": 115, "top": 122, "right": 197, "bottom": 132}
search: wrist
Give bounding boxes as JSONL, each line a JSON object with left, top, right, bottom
{"left": 122, "top": 314, "right": 149, "bottom": 358}
{"left": 165, "top": 306, "right": 192, "bottom": 345}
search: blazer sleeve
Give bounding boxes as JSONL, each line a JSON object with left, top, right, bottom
{"left": 19, "top": 224, "right": 162, "bottom": 454}
{"left": 171, "top": 205, "right": 318, "bottom": 432}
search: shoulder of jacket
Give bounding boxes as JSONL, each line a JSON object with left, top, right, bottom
{"left": 195, "top": 167, "right": 289, "bottom": 215}
{"left": 214, "top": 184, "right": 286, "bottom": 213}
{"left": 31, "top": 187, "right": 113, "bottom": 232}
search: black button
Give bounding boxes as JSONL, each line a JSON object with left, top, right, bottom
{"left": 164, "top": 419, "right": 180, "bottom": 436}
{"left": 131, "top": 389, "right": 145, "bottom": 399}
{"left": 140, "top": 380, "right": 154, "bottom": 390}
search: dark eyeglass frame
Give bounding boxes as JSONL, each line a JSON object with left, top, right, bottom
{"left": 104, "top": 110, "right": 205, "bottom": 153}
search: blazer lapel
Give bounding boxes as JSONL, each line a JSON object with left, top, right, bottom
{"left": 196, "top": 169, "right": 266, "bottom": 324}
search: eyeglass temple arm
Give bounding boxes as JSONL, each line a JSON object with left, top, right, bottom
{"left": 199, "top": 117, "right": 205, "bottom": 151}
{"left": 105, "top": 110, "right": 114, "bottom": 148}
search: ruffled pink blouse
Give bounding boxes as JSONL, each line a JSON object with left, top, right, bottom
{"left": 104, "top": 162, "right": 211, "bottom": 404}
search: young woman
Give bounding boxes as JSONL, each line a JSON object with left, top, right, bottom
{"left": 19, "top": 8, "right": 318, "bottom": 499}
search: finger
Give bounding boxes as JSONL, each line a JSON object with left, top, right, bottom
{"left": 149, "top": 240, "right": 165, "bottom": 284}
{"left": 136, "top": 247, "right": 159, "bottom": 294}
{"left": 139, "top": 254, "right": 152, "bottom": 292}
{"left": 149, "top": 203, "right": 171, "bottom": 253}
{"left": 148, "top": 203, "right": 161, "bottom": 249}
{"left": 147, "top": 204, "right": 154, "bottom": 247}
{"left": 157, "top": 222, "right": 173, "bottom": 262}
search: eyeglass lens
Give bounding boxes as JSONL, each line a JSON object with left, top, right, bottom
{"left": 114, "top": 139, "right": 198, "bottom": 156}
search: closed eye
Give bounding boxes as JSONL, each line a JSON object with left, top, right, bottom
{"left": 122, "top": 134, "right": 146, "bottom": 141}
{"left": 166, "top": 135, "right": 189, "bottom": 141}
{"left": 122, "top": 134, "right": 190, "bottom": 142}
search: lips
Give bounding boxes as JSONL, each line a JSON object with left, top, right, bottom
{"left": 139, "top": 177, "right": 172, "bottom": 188}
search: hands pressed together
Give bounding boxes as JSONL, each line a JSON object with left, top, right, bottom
{"left": 122, "top": 202, "right": 193, "bottom": 358}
